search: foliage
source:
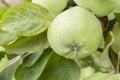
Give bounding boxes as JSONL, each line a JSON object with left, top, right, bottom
{"left": 0, "top": 0, "right": 120, "bottom": 80}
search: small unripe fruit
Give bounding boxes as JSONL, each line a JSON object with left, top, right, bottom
{"left": 47, "top": 6, "right": 103, "bottom": 59}
{"left": 74, "top": 0, "right": 117, "bottom": 17}
{"left": 32, "top": 0, "right": 69, "bottom": 18}
{"left": 80, "top": 66, "right": 95, "bottom": 79}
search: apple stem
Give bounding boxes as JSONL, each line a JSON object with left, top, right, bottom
{"left": 72, "top": 44, "right": 80, "bottom": 54}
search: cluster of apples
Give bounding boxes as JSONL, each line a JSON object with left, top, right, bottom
{"left": 33, "top": 0, "right": 118, "bottom": 59}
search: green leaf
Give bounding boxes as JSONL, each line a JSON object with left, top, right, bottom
{"left": 0, "top": 52, "right": 6, "bottom": 58}
{"left": 116, "top": 74, "right": 120, "bottom": 80}
{"left": 92, "top": 31, "right": 114, "bottom": 72}
{"left": 117, "top": 52, "right": 120, "bottom": 73}
{"left": 15, "top": 48, "right": 53, "bottom": 80}
{"left": 23, "top": 51, "right": 43, "bottom": 67}
{"left": 38, "top": 52, "right": 80, "bottom": 80}
{"left": 0, "top": 3, "right": 8, "bottom": 19}
{"left": 107, "top": 12, "right": 115, "bottom": 21}
{"left": 4, "top": 32, "right": 49, "bottom": 54}
{"left": 0, "top": 2, "right": 51, "bottom": 36}
{"left": 75, "top": 56, "right": 94, "bottom": 69}
{"left": 0, "top": 59, "right": 22, "bottom": 80}
{"left": 25, "top": 0, "right": 32, "bottom": 2}
{"left": 0, "top": 30, "right": 18, "bottom": 46}
{"left": 0, "top": 55, "right": 9, "bottom": 73}
{"left": 85, "top": 72, "right": 119, "bottom": 80}
{"left": 114, "top": 13, "right": 120, "bottom": 21}
{"left": 0, "top": 46, "right": 5, "bottom": 52}
{"left": 111, "top": 22, "right": 120, "bottom": 53}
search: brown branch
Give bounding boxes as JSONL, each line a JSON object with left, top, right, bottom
{"left": 1, "top": 0, "right": 10, "bottom": 7}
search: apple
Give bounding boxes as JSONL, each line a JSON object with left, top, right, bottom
{"left": 47, "top": 6, "right": 103, "bottom": 59}
{"left": 80, "top": 66, "right": 95, "bottom": 79}
{"left": 32, "top": 0, "right": 69, "bottom": 18}
{"left": 74, "top": 0, "right": 117, "bottom": 17}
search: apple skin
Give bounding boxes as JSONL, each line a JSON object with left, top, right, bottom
{"left": 47, "top": 6, "right": 103, "bottom": 59}
{"left": 111, "top": 22, "right": 120, "bottom": 54}
{"left": 32, "top": 0, "right": 69, "bottom": 18}
{"left": 74, "top": 0, "right": 117, "bottom": 17}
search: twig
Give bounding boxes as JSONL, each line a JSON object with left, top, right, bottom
{"left": 9, "top": 53, "right": 30, "bottom": 65}
{"left": 1, "top": 0, "right": 10, "bottom": 7}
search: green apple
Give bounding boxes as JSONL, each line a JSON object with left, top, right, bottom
{"left": 111, "top": 22, "right": 120, "bottom": 54}
{"left": 32, "top": 0, "right": 69, "bottom": 18}
{"left": 74, "top": 0, "right": 117, "bottom": 17}
{"left": 80, "top": 66, "right": 95, "bottom": 79}
{"left": 108, "top": 0, "right": 120, "bottom": 20}
{"left": 47, "top": 6, "right": 103, "bottom": 59}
